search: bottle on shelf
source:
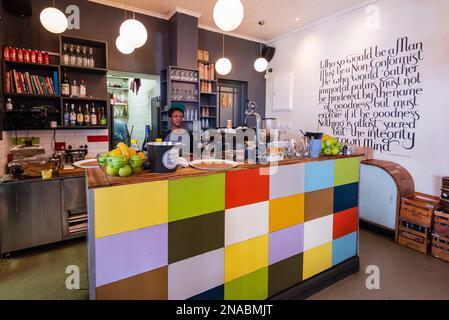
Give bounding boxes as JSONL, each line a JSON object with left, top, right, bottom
{"left": 96, "top": 105, "right": 101, "bottom": 126}
{"left": 3, "top": 45, "right": 10, "bottom": 61}
{"left": 63, "top": 103, "right": 70, "bottom": 126}
{"left": 142, "top": 125, "right": 151, "bottom": 152}
{"left": 71, "top": 80, "right": 79, "bottom": 97}
{"left": 62, "top": 44, "right": 69, "bottom": 65}
{"left": 84, "top": 104, "right": 91, "bottom": 126}
{"left": 24, "top": 49, "right": 31, "bottom": 63}
{"left": 100, "top": 107, "right": 107, "bottom": 126}
{"left": 82, "top": 46, "right": 88, "bottom": 67}
{"left": 76, "top": 46, "right": 83, "bottom": 67}
{"left": 37, "top": 50, "right": 43, "bottom": 64}
{"left": 10, "top": 47, "right": 17, "bottom": 61}
{"left": 79, "top": 80, "right": 86, "bottom": 97}
{"left": 70, "top": 104, "right": 77, "bottom": 126}
{"left": 76, "top": 105, "right": 84, "bottom": 126}
{"left": 30, "top": 49, "right": 36, "bottom": 63}
{"left": 61, "top": 69, "right": 70, "bottom": 97}
{"left": 69, "top": 45, "right": 76, "bottom": 66}
{"left": 91, "top": 104, "right": 97, "bottom": 126}
{"left": 44, "top": 52, "right": 49, "bottom": 65}
{"left": 6, "top": 98, "right": 13, "bottom": 112}
{"left": 87, "top": 47, "right": 95, "bottom": 68}
{"left": 17, "top": 48, "right": 24, "bottom": 62}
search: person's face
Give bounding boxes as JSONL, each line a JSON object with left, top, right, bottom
{"left": 171, "top": 109, "right": 184, "bottom": 128}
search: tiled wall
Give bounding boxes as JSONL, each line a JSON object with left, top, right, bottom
{"left": 127, "top": 79, "right": 159, "bottom": 145}
{"left": 90, "top": 157, "right": 361, "bottom": 300}
{"left": 0, "top": 131, "right": 12, "bottom": 175}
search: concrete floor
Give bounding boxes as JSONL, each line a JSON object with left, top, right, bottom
{"left": 1, "top": 228, "right": 449, "bottom": 300}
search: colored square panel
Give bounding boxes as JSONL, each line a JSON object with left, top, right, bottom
{"left": 169, "top": 174, "right": 225, "bottom": 222}
{"left": 269, "top": 224, "right": 304, "bottom": 265}
{"left": 224, "top": 267, "right": 268, "bottom": 300}
{"left": 303, "top": 242, "right": 332, "bottom": 280}
{"left": 333, "top": 232, "right": 357, "bottom": 266}
{"left": 304, "top": 188, "right": 334, "bottom": 222}
{"left": 269, "top": 194, "right": 304, "bottom": 233}
{"left": 189, "top": 285, "right": 224, "bottom": 300}
{"left": 303, "top": 214, "right": 333, "bottom": 251}
{"left": 333, "top": 207, "right": 358, "bottom": 240}
{"left": 268, "top": 254, "right": 303, "bottom": 298}
{"left": 94, "top": 181, "right": 168, "bottom": 239}
{"left": 96, "top": 266, "right": 168, "bottom": 300}
{"left": 269, "top": 163, "right": 305, "bottom": 200}
{"left": 168, "top": 211, "right": 224, "bottom": 264}
{"left": 225, "top": 202, "right": 268, "bottom": 246}
{"left": 226, "top": 169, "right": 269, "bottom": 209}
{"left": 334, "top": 183, "right": 359, "bottom": 213}
{"left": 95, "top": 224, "right": 168, "bottom": 287}
{"left": 305, "top": 160, "right": 334, "bottom": 192}
{"left": 168, "top": 248, "right": 224, "bottom": 300}
{"left": 334, "top": 157, "right": 360, "bottom": 187}
{"left": 225, "top": 235, "right": 269, "bottom": 282}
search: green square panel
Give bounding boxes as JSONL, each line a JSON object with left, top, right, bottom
{"left": 334, "top": 157, "right": 360, "bottom": 187}
{"left": 224, "top": 267, "right": 268, "bottom": 300}
{"left": 169, "top": 173, "right": 225, "bottom": 222}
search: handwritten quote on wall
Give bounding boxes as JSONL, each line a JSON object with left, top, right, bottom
{"left": 317, "top": 36, "right": 424, "bottom": 153}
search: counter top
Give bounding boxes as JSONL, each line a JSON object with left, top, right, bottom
{"left": 1, "top": 168, "right": 86, "bottom": 185}
{"left": 87, "top": 154, "right": 361, "bottom": 189}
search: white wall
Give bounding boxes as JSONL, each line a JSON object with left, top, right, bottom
{"left": 266, "top": 0, "right": 449, "bottom": 195}
{"left": 127, "top": 79, "right": 159, "bottom": 146}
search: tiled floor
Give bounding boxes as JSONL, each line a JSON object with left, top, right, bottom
{"left": 1, "top": 228, "right": 449, "bottom": 300}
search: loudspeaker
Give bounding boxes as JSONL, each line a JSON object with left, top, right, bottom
{"left": 262, "top": 46, "right": 275, "bottom": 62}
{"left": 2, "top": 0, "right": 32, "bottom": 17}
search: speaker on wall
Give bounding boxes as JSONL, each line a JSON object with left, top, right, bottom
{"left": 2, "top": 0, "right": 32, "bottom": 17}
{"left": 262, "top": 46, "right": 275, "bottom": 62}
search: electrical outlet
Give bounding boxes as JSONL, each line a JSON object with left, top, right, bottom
{"left": 55, "top": 142, "right": 66, "bottom": 151}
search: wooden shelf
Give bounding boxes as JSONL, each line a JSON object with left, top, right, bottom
{"left": 4, "top": 60, "right": 60, "bottom": 70}
{"left": 5, "top": 110, "right": 61, "bottom": 114}
{"left": 200, "top": 79, "right": 217, "bottom": 83}
{"left": 200, "top": 92, "right": 217, "bottom": 95}
{"left": 62, "top": 96, "right": 107, "bottom": 102}
{"left": 113, "top": 103, "right": 127, "bottom": 106}
{"left": 60, "top": 126, "right": 108, "bottom": 130}
{"left": 61, "top": 65, "right": 108, "bottom": 74}
{"left": 198, "top": 60, "right": 215, "bottom": 65}
{"left": 5, "top": 93, "right": 60, "bottom": 99}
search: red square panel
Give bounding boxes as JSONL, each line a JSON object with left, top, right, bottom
{"left": 225, "top": 168, "right": 269, "bottom": 209}
{"left": 333, "top": 207, "right": 358, "bottom": 240}
{"left": 87, "top": 135, "right": 109, "bottom": 142}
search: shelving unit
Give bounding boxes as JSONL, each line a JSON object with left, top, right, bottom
{"left": 160, "top": 66, "right": 200, "bottom": 137}
{"left": 198, "top": 55, "right": 218, "bottom": 130}
{"left": 1, "top": 36, "right": 110, "bottom": 131}
{"left": 107, "top": 75, "right": 129, "bottom": 120}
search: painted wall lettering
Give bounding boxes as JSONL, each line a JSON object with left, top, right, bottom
{"left": 317, "top": 36, "right": 424, "bottom": 153}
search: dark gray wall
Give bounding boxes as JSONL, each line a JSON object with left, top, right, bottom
{"left": 169, "top": 12, "right": 198, "bottom": 69}
{"left": 198, "top": 29, "right": 266, "bottom": 117}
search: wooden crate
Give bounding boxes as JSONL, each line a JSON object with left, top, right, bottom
{"left": 433, "top": 208, "right": 449, "bottom": 237}
{"left": 397, "top": 217, "right": 431, "bottom": 254}
{"left": 400, "top": 192, "right": 440, "bottom": 226}
{"left": 431, "top": 233, "right": 449, "bottom": 263}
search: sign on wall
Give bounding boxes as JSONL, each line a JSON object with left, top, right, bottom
{"left": 317, "top": 36, "right": 424, "bottom": 153}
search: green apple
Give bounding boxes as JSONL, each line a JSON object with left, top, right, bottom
{"left": 106, "top": 164, "right": 119, "bottom": 176}
{"left": 323, "top": 148, "right": 332, "bottom": 156}
{"left": 119, "top": 165, "right": 132, "bottom": 177}
{"left": 331, "top": 147, "right": 340, "bottom": 155}
{"left": 129, "top": 155, "right": 143, "bottom": 169}
{"left": 132, "top": 166, "right": 143, "bottom": 174}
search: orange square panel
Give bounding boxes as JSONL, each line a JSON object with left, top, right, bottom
{"left": 226, "top": 169, "right": 269, "bottom": 209}
{"left": 333, "top": 207, "right": 358, "bottom": 240}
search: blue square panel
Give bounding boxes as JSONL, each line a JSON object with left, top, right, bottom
{"left": 332, "top": 232, "right": 357, "bottom": 266}
{"left": 333, "top": 182, "right": 359, "bottom": 213}
{"left": 305, "top": 160, "right": 335, "bottom": 192}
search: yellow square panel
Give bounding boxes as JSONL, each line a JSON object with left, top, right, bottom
{"left": 303, "top": 242, "right": 332, "bottom": 280}
{"left": 269, "top": 194, "right": 304, "bottom": 233}
{"left": 94, "top": 181, "right": 168, "bottom": 239}
{"left": 225, "top": 235, "right": 268, "bottom": 282}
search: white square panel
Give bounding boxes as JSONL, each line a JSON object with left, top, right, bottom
{"left": 304, "top": 214, "right": 333, "bottom": 251}
{"left": 269, "top": 163, "right": 305, "bottom": 200}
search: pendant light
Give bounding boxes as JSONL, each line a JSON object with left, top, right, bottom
{"left": 40, "top": 0, "right": 68, "bottom": 34}
{"left": 120, "top": 12, "right": 148, "bottom": 49}
{"left": 213, "top": 0, "right": 244, "bottom": 32}
{"left": 116, "top": 35, "right": 135, "bottom": 54}
{"left": 216, "top": 33, "right": 232, "bottom": 76}
{"left": 254, "top": 44, "right": 268, "bottom": 72}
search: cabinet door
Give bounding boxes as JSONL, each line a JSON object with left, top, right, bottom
{"left": 1, "top": 180, "right": 63, "bottom": 253}
{"left": 62, "top": 177, "right": 87, "bottom": 239}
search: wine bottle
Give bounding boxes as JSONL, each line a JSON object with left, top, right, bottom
{"left": 100, "top": 107, "right": 107, "bottom": 126}
{"left": 141, "top": 125, "right": 152, "bottom": 152}
{"left": 61, "top": 69, "right": 70, "bottom": 97}
{"left": 84, "top": 104, "right": 91, "bottom": 126}
{"left": 63, "top": 103, "right": 70, "bottom": 127}
{"left": 91, "top": 104, "right": 97, "bottom": 126}
{"left": 62, "top": 44, "right": 69, "bottom": 65}
{"left": 70, "top": 104, "right": 76, "bottom": 126}
{"left": 69, "top": 45, "right": 76, "bottom": 66}
{"left": 77, "top": 105, "right": 84, "bottom": 126}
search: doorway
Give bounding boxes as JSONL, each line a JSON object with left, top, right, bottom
{"left": 217, "top": 80, "right": 247, "bottom": 128}
{"left": 107, "top": 71, "right": 160, "bottom": 149}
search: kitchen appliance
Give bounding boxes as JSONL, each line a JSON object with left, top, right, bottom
{"left": 64, "top": 145, "right": 88, "bottom": 165}
{"left": 9, "top": 145, "right": 45, "bottom": 160}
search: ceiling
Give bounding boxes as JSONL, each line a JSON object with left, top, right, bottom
{"left": 90, "top": 0, "right": 371, "bottom": 42}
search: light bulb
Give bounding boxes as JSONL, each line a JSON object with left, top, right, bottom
{"left": 254, "top": 57, "right": 268, "bottom": 72}
{"left": 216, "top": 58, "right": 232, "bottom": 75}
{"left": 40, "top": 7, "right": 68, "bottom": 34}
{"left": 119, "top": 19, "right": 148, "bottom": 48}
{"left": 213, "top": 0, "right": 244, "bottom": 32}
{"left": 116, "top": 35, "right": 135, "bottom": 54}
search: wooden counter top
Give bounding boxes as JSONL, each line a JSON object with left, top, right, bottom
{"left": 87, "top": 155, "right": 361, "bottom": 189}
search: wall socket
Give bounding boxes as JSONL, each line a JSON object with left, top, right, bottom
{"left": 55, "top": 142, "right": 66, "bottom": 151}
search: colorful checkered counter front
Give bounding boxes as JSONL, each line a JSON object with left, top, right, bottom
{"left": 86, "top": 155, "right": 361, "bottom": 300}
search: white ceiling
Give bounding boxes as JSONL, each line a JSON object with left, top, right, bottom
{"left": 90, "top": 0, "right": 373, "bottom": 43}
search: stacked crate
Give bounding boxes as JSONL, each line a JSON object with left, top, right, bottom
{"left": 431, "top": 177, "right": 449, "bottom": 262}
{"left": 398, "top": 193, "right": 440, "bottom": 254}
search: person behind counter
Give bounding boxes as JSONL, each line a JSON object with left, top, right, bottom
{"left": 164, "top": 103, "right": 193, "bottom": 155}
